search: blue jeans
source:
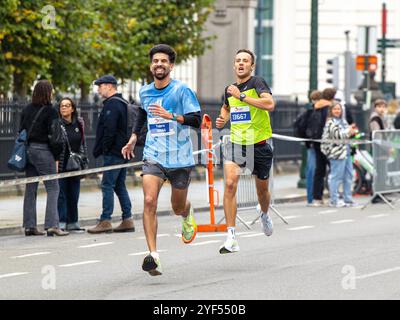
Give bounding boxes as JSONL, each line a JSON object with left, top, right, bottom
{"left": 100, "top": 154, "right": 132, "bottom": 221}
{"left": 306, "top": 148, "right": 316, "bottom": 204}
{"left": 58, "top": 176, "right": 81, "bottom": 224}
{"left": 328, "top": 149, "right": 353, "bottom": 204}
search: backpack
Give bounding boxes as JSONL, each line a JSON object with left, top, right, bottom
{"left": 109, "top": 96, "right": 148, "bottom": 146}
{"left": 293, "top": 109, "right": 313, "bottom": 138}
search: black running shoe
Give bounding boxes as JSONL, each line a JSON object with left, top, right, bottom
{"left": 142, "top": 254, "right": 162, "bottom": 276}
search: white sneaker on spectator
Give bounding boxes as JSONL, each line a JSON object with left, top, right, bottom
{"left": 329, "top": 200, "right": 346, "bottom": 208}
{"left": 345, "top": 201, "right": 359, "bottom": 207}
{"left": 310, "top": 200, "right": 324, "bottom": 207}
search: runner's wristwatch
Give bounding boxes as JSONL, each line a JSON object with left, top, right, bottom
{"left": 239, "top": 93, "right": 246, "bottom": 101}
{"left": 171, "top": 113, "right": 178, "bottom": 121}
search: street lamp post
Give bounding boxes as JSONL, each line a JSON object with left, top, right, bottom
{"left": 298, "top": 0, "right": 318, "bottom": 189}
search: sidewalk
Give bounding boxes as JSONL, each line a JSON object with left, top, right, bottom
{"left": 0, "top": 172, "right": 306, "bottom": 236}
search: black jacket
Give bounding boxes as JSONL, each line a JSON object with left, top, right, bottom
{"left": 20, "top": 103, "right": 59, "bottom": 143}
{"left": 19, "top": 103, "right": 61, "bottom": 158}
{"left": 58, "top": 117, "right": 88, "bottom": 172}
{"left": 93, "top": 93, "right": 129, "bottom": 158}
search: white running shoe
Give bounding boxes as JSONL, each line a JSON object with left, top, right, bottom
{"left": 257, "top": 204, "right": 273, "bottom": 236}
{"left": 219, "top": 238, "right": 240, "bottom": 254}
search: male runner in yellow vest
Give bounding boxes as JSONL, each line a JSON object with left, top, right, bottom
{"left": 216, "top": 49, "right": 275, "bottom": 254}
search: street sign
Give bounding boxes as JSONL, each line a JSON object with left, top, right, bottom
{"left": 355, "top": 55, "right": 378, "bottom": 71}
{"left": 378, "top": 38, "right": 400, "bottom": 49}
{"left": 357, "top": 26, "right": 377, "bottom": 54}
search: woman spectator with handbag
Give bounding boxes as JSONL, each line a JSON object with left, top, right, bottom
{"left": 57, "top": 98, "right": 88, "bottom": 232}
{"left": 321, "top": 102, "right": 358, "bottom": 208}
{"left": 20, "top": 80, "right": 69, "bottom": 237}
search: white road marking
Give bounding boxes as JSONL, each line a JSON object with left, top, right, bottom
{"left": 283, "top": 215, "right": 302, "bottom": 220}
{"left": 330, "top": 219, "right": 354, "bottom": 224}
{"left": 318, "top": 210, "right": 337, "bottom": 215}
{"left": 241, "top": 233, "right": 264, "bottom": 238}
{"left": 235, "top": 232, "right": 254, "bottom": 236}
{"left": 189, "top": 240, "right": 221, "bottom": 246}
{"left": 0, "top": 272, "right": 29, "bottom": 279}
{"left": 58, "top": 260, "right": 101, "bottom": 268}
{"left": 349, "top": 205, "right": 364, "bottom": 209}
{"left": 367, "top": 214, "right": 389, "bottom": 219}
{"left": 195, "top": 233, "right": 227, "bottom": 238}
{"left": 157, "top": 234, "right": 171, "bottom": 238}
{"left": 128, "top": 249, "right": 167, "bottom": 256}
{"left": 11, "top": 252, "right": 51, "bottom": 259}
{"left": 356, "top": 266, "right": 400, "bottom": 280}
{"left": 287, "top": 226, "right": 315, "bottom": 231}
{"left": 78, "top": 242, "right": 114, "bottom": 248}
{"left": 136, "top": 234, "right": 170, "bottom": 240}
{"left": 188, "top": 231, "right": 254, "bottom": 239}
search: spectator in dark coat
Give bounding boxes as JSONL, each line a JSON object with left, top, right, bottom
{"left": 20, "top": 80, "right": 69, "bottom": 237}
{"left": 57, "top": 98, "right": 88, "bottom": 232}
{"left": 88, "top": 75, "right": 135, "bottom": 234}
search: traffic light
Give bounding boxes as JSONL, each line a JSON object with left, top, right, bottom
{"left": 326, "top": 56, "right": 339, "bottom": 87}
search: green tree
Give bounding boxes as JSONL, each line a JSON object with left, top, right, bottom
{"left": 0, "top": 0, "right": 215, "bottom": 101}
{"left": 0, "top": 0, "right": 62, "bottom": 99}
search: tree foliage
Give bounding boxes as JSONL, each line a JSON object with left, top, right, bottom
{"left": 0, "top": 0, "right": 215, "bottom": 100}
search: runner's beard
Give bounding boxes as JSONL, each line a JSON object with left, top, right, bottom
{"left": 153, "top": 67, "right": 170, "bottom": 80}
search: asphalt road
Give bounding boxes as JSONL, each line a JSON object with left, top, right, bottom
{"left": 1, "top": 200, "right": 400, "bottom": 300}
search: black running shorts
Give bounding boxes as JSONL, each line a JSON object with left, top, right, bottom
{"left": 223, "top": 142, "right": 273, "bottom": 180}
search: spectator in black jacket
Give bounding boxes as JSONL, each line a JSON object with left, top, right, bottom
{"left": 57, "top": 98, "right": 88, "bottom": 232}
{"left": 88, "top": 75, "right": 135, "bottom": 234}
{"left": 20, "top": 80, "right": 69, "bottom": 237}
{"left": 309, "top": 87, "right": 336, "bottom": 207}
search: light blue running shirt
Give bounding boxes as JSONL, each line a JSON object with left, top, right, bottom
{"left": 139, "top": 79, "right": 201, "bottom": 168}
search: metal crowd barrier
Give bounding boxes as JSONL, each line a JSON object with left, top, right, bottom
{"left": 364, "top": 129, "right": 400, "bottom": 209}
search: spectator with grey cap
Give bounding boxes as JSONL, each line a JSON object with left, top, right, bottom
{"left": 88, "top": 75, "right": 135, "bottom": 234}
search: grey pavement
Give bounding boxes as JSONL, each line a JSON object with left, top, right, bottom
{"left": 1, "top": 200, "right": 400, "bottom": 299}
{"left": 0, "top": 171, "right": 306, "bottom": 236}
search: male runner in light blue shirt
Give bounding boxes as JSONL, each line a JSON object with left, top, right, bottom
{"left": 122, "top": 44, "right": 201, "bottom": 276}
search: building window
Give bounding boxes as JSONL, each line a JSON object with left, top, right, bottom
{"left": 255, "top": 0, "right": 274, "bottom": 87}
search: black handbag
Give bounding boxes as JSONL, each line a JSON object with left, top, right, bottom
{"left": 66, "top": 152, "right": 84, "bottom": 171}
{"left": 61, "top": 125, "right": 88, "bottom": 172}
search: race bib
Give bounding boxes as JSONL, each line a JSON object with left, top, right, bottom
{"left": 231, "top": 106, "right": 251, "bottom": 124}
{"left": 149, "top": 117, "right": 175, "bottom": 137}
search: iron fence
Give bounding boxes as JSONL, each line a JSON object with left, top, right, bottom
{"left": 0, "top": 99, "right": 368, "bottom": 180}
